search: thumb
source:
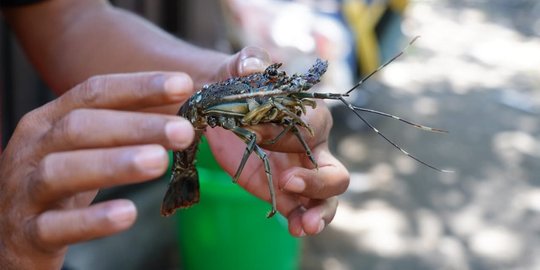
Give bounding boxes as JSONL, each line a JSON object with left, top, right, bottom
{"left": 219, "top": 46, "right": 271, "bottom": 79}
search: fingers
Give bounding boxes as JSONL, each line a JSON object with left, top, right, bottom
{"left": 218, "top": 46, "right": 271, "bottom": 79}
{"left": 27, "top": 199, "right": 137, "bottom": 251}
{"left": 287, "top": 197, "right": 338, "bottom": 237}
{"left": 235, "top": 149, "right": 345, "bottom": 236}
{"left": 0, "top": 71, "right": 195, "bottom": 263}
{"left": 44, "top": 72, "right": 194, "bottom": 122}
{"left": 279, "top": 149, "right": 350, "bottom": 199}
{"left": 236, "top": 46, "right": 271, "bottom": 76}
{"left": 276, "top": 148, "right": 348, "bottom": 236}
{"left": 29, "top": 145, "right": 168, "bottom": 205}
{"left": 38, "top": 108, "right": 194, "bottom": 153}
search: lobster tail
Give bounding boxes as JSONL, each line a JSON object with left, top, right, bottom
{"left": 160, "top": 168, "right": 200, "bottom": 216}
{"left": 160, "top": 132, "right": 202, "bottom": 217}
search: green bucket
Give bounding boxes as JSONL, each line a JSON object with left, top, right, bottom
{"left": 176, "top": 137, "right": 301, "bottom": 270}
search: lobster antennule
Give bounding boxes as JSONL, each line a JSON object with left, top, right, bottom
{"left": 345, "top": 36, "right": 420, "bottom": 96}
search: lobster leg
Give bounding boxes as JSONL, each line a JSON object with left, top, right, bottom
{"left": 253, "top": 144, "right": 277, "bottom": 218}
{"left": 229, "top": 126, "right": 277, "bottom": 218}
{"left": 290, "top": 125, "right": 318, "bottom": 169}
{"left": 263, "top": 120, "right": 318, "bottom": 169}
{"left": 270, "top": 102, "right": 317, "bottom": 167}
{"left": 229, "top": 127, "right": 257, "bottom": 183}
{"left": 262, "top": 121, "right": 293, "bottom": 145}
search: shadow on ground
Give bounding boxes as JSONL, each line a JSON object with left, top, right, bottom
{"left": 305, "top": 1, "right": 540, "bottom": 269}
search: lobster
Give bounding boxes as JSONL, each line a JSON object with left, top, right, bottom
{"left": 160, "top": 37, "right": 451, "bottom": 218}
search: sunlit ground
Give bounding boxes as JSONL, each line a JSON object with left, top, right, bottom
{"left": 304, "top": 0, "right": 540, "bottom": 269}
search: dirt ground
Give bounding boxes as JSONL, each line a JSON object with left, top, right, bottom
{"left": 303, "top": 0, "right": 540, "bottom": 269}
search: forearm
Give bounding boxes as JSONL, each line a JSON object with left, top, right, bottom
{"left": 3, "top": 0, "right": 228, "bottom": 93}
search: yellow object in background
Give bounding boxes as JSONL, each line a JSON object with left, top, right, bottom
{"left": 342, "top": 0, "right": 408, "bottom": 75}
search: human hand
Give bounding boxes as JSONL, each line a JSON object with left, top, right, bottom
{"left": 205, "top": 47, "right": 350, "bottom": 237}
{"left": 0, "top": 72, "right": 195, "bottom": 269}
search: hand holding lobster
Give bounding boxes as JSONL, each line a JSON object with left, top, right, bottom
{"left": 203, "top": 47, "right": 350, "bottom": 236}
{"left": 164, "top": 43, "right": 447, "bottom": 237}
{"left": 206, "top": 100, "right": 349, "bottom": 237}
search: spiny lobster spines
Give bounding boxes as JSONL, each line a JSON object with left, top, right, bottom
{"left": 274, "top": 59, "right": 329, "bottom": 93}
{"left": 303, "top": 58, "right": 328, "bottom": 87}
{"left": 262, "top": 58, "right": 328, "bottom": 88}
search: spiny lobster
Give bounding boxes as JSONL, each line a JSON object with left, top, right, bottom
{"left": 160, "top": 37, "right": 451, "bottom": 218}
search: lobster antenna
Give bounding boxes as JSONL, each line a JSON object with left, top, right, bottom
{"left": 350, "top": 106, "right": 448, "bottom": 133}
{"left": 345, "top": 36, "right": 420, "bottom": 95}
{"left": 338, "top": 96, "right": 452, "bottom": 173}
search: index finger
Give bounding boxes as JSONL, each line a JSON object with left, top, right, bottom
{"left": 45, "top": 72, "right": 194, "bottom": 122}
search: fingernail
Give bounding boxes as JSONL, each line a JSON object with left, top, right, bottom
{"left": 239, "top": 57, "right": 265, "bottom": 75}
{"left": 284, "top": 177, "right": 305, "bottom": 193}
{"left": 164, "top": 75, "right": 192, "bottom": 99}
{"left": 107, "top": 201, "right": 137, "bottom": 226}
{"left": 134, "top": 146, "right": 167, "bottom": 172}
{"left": 165, "top": 120, "right": 194, "bottom": 148}
{"left": 316, "top": 220, "right": 325, "bottom": 234}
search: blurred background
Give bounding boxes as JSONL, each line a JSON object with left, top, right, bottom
{"left": 2, "top": 0, "right": 540, "bottom": 269}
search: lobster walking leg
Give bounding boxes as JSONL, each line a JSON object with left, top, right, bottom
{"left": 229, "top": 126, "right": 277, "bottom": 218}
{"left": 263, "top": 121, "right": 317, "bottom": 168}
{"left": 253, "top": 144, "right": 277, "bottom": 218}
{"left": 271, "top": 101, "right": 317, "bottom": 168}
{"left": 290, "top": 125, "right": 318, "bottom": 168}
{"left": 230, "top": 127, "right": 257, "bottom": 183}
{"left": 262, "top": 121, "right": 294, "bottom": 145}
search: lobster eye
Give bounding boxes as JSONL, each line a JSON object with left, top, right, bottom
{"left": 268, "top": 69, "right": 278, "bottom": 77}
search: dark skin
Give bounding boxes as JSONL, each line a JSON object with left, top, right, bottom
{"left": 0, "top": 1, "right": 350, "bottom": 269}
